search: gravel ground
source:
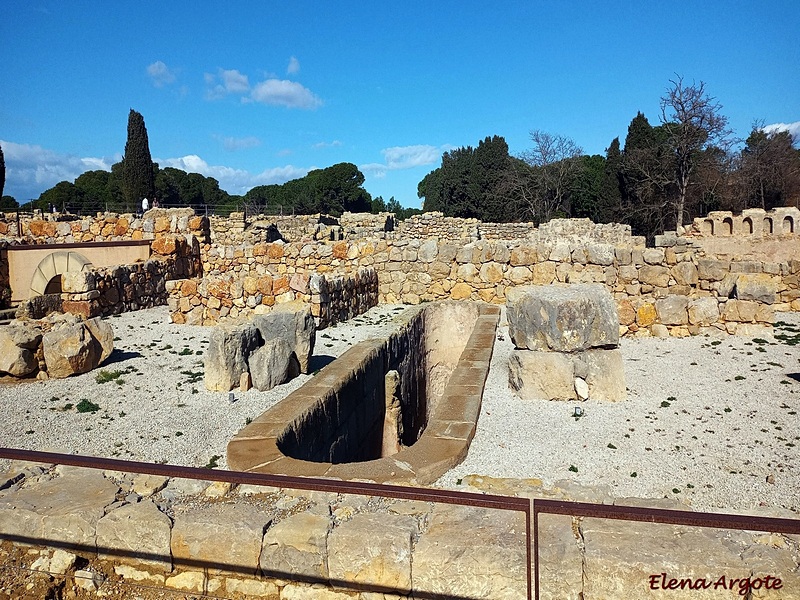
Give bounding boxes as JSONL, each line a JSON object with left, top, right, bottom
{"left": 1, "top": 304, "right": 798, "bottom": 513}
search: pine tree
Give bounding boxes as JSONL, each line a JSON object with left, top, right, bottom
{"left": 122, "top": 109, "right": 155, "bottom": 207}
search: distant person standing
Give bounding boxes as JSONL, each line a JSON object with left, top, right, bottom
{"left": 141, "top": 197, "right": 149, "bottom": 214}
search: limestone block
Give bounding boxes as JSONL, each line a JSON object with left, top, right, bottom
{"left": 252, "top": 302, "right": 316, "bottom": 373}
{"left": 638, "top": 265, "right": 671, "bottom": 287}
{"left": 203, "top": 322, "right": 261, "bottom": 391}
{"left": 248, "top": 338, "right": 300, "bottom": 391}
{"left": 697, "top": 258, "right": 729, "bottom": 281}
{"left": 418, "top": 238, "right": 438, "bottom": 262}
{"left": 508, "top": 350, "right": 575, "bottom": 400}
{"left": 0, "top": 322, "right": 41, "bottom": 376}
{"left": 538, "top": 514, "right": 583, "bottom": 600}
{"left": 586, "top": 243, "right": 615, "bottom": 266}
{"left": 532, "top": 261, "right": 557, "bottom": 284}
{"left": 655, "top": 295, "right": 689, "bottom": 326}
{"left": 61, "top": 270, "right": 95, "bottom": 293}
{"left": 688, "top": 297, "right": 720, "bottom": 326}
{"left": 672, "top": 261, "right": 699, "bottom": 286}
{"left": 617, "top": 299, "right": 636, "bottom": 326}
{"left": 328, "top": 513, "right": 415, "bottom": 593}
{"left": 171, "top": 503, "right": 270, "bottom": 575}
{"left": 509, "top": 245, "right": 537, "bottom": 266}
{"left": 42, "top": 322, "right": 101, "bottom": 378}
{"left": 735, "top": 273, "right": 778, "bottom": 304}
{"left": 84, "top": 316, "right": 114, "bottom": 364}
{"left": 508, "top": 266, "right": 532, "bottom": 285}
{"left": 261, "top": 512, "right": 330, "bottom": 580}
{"left": 96, "top": 500, "right": 172, "bottom": 569}
{"left": 721, "top": 299, "right": 759, "bottom": 322}
{"left": 280, "top": 584, "right": 352, "bottom": 600}
{"left": 414, "top": 505, "right": 526, "bottom": 600}
{"left": 450, "top": 282, "right": 472, "bottom": 300}
{"left": 479, "top": 261, "right": 504, "bottom": 283}
{"left": 506, "top": 284, "right": 619, "bottom": 352}
{"left": 0, "top": 468, "right": 118, "bottom": 549}
{"left": 637, "top": 302, "right": 657, "bottom": 326}
{"left": 580, "top": 348, "right": 626, "bottom": 402}
{"left": 582, "top": 520, "right": 752, "bottom": 600}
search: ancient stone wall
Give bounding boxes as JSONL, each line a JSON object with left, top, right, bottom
{"left": 167, "top": 266, "right": 378, "bottom": 328}
{"left": 0, "top": 208, "right": 208, "bottom": 244}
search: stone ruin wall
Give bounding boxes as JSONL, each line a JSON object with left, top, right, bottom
{"left": 3, "top": 206, "right": 800, "bottom": 337}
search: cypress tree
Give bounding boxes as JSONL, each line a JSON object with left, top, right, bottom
{"left": 0, "top": 142, "right": 5, "bottom": 199}
{"left": 122, "top": 109, "right": 155, "bottom": 207}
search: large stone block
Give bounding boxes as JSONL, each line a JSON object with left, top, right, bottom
{"left": 203, "top": 322, "right": 261, "bottom": 391}
{"left": 735, "top": 273, "right": 778, "bottom": 304}
{"left": 171, "top": 503, "right": 269, "bottom": 575}
{"left": 42, "top": 322, "right": 100, "bottom": 378}
{"left": 414, "top": 506, "right": 526, "bottom": 599}
{"left": 96, "top": 500, "right": 172, "bottom": 569}
{"left": 252, "top": 302, "right": 316, "bottom": 374}
{"left": 688, "top": 297, "right": 720, "bottom": 326}
{"left": 655, "top": 295, "right": 690, "bottom": 326}
{"left": 508, "top": 350, "right": 575, "bottom": 400}
{"left": 248, "top": 337, "right": 300, "bottom": 391}
{"left": 580, "top": 348, "right": 626, "bottom": 402}
{"left": 261, "top": 512, "right": 330, "bottom": 580}
{"left": 506, "top": 284, "right": 619, "bottom": 352}
{"left": 327, "top": 513, "right": 415, "bottom": 593}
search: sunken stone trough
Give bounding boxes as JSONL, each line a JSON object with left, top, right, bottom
{"left": 227, "top": 301, "right": 500, "bottom": 484}
{"left": 507, "top": 283, "right": 626, "bottom": 401}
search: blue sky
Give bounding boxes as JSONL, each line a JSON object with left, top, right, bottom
{"left": 2, "top": 1, "right": 799, "bottom": 207}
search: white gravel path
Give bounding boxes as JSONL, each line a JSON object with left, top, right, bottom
{"left": 1, "top": 304, "right": 798, "bottom": 513}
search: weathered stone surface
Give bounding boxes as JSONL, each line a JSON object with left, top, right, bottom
{"left": 637, "top": 302, "right": 657, "bottom": 326}
{"left": 586, "top": 243, "right": 615, "bottom": 266}
{"left": 252, "top": 302, "right": 316, "bottom": 374}
{"left": 638, "top": 265, "right": 671, "bottom": 287}
{"left": 414, "top": 505, "right": 526, "bottom": 599}
{"left": 506, "top": 284, "right": 619, "bottom": 352}
{"left": 538, "top": 515, "right": 583, "bottom": 600}
{"left": 42, "top": 322, "right": 100, "bottom": 378}
{"left": 580, "top": 348, "right": 626, "bottom": 402}
{"left": 96, "top": 500, "right": 172, "bottom": 569}
{"left": 328, "top": 513, "right": 415, "bottom": 593}
{"left": 261, "top": 512, "right": 330, "bottom": 580}
{"left": 0, "top": 468, "right": 118, "bottom": 549}
{"left": 0, "top": 327, "right": 38, "bottom": 376}
{"left": 735, "top": 273, "right": 777, "bottom": 304}
{"left": 83, "top": 316, "right": 114, "bottom": 364}
{"left": 248, "top": 337, "right": 300, "bottom": 391}
{"left": 61, "top": 270, "right": 95, "bottom": 293}
{"left": 672, "top": 261, "right": 699, "bottom": 286}
{"left": 721, "top": 299, "right": 759, "bottom": 322}
{"left": 204, "top": 322, "right": 261, "bottom": 391}
{"left": 655, "top": 295, "right": 690, "bottom": 326}
{"left": 281, "top": 584, "right": 352, "bottom": 600}
{"left": 508, "top": 350, "right": 575, "bottom": 400}
{"left": 688, "top": 297, "right": 720, "bottom": 325}
{"left": 582, "top": 519, "right": 753, "bottom": 600}
{"left": 697, "top": 258, "right": 729, "bottom": 281}
{"left": 171, "top": 503, "right": 270, "bottom": 575}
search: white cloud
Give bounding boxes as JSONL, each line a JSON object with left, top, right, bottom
{"left": 0, "top": 140, "right": 118, "bottom": 201}
{"left": 157, "top": 154, "right": 311, "bottom": 195}
{"left": 213, "top": 135, "right": 261, "bottom": 152}
{"left": 312, "top": 140, "right": 342, "bottom": 149}
{"left": 146, "top": 61, "right": 176, "bottom": 87}
{"left": 763, "top": 121, "right": 800, "bottom": 143}
{"left": 205, "top": 68, "right": 250, "bottom": 100}
{"left": 287, "top": 56, "right": 300, "bottom": 75}
{"left": 360, "top": 144, "right": 446, "bottom": 177}
{"left": 250, "top": 79, "right": 322, "bottom": 109}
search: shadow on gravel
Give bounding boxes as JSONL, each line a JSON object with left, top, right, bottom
{"left": 103, "top": 349, "right": 143, "bottom": 365}
{"left": 786, "top": 373, "right": 800, "bottom": 383}
{"left": 309, "top": 354, "right": 336, "bottom": 372}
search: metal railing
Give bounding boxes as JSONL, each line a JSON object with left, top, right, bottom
{"left": 1, "top": 447, "right": 799, "bottom": 600}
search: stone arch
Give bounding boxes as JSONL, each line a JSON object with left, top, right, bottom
{"left": 718, "top": 217, "right": 733, "bottom": 236}
{"left": 701, "top": 219, "right": 713, "bottom": 235}
{"left": 764, "top": 217, "right": 774, "bottom": 235}
{"left": 783, "top": 216, "right": 794, "bottom": 234}
{"left": 29, "top": 251, "right": 93, "bottom": 297}
{"left": 742, "top": 217, "right": 753, "bottom": 234}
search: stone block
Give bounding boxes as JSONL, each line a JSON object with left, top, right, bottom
{"left": 580, "top": 348, "right": 626, "bottom": 402}
{"left": 735, "top": 273, "right": 777, "bottom": 304}
{"left": 203, "top": 322, "right": 261, "bottom": 391}
{"left": 508, "top": 350, "right": 575, "bottom": 400}
{"left": 638, "top": 265, "right": 671, "bottom": 287}
{"left": 672, "top": 261, "right": 699, "bottom": 286}
{"left": 261, "top": 512, "right": 330, "bottom": 580}
{"left": 248, "top": 337, "right": 300, "bottom": 391}
{"left": 252, "top": 302, "right": 316, "bottom": 373}
{"left": 687, "top": 298, "right": 720, "bottom": 326}
{"left": 328, "top": 513, "right": 415, "bottom": 593}
{"left": 506, "top": 284, "right": 619, "bottom": 352}
{"left": 655, "top": 295, "right": 689, "bottom": 325}
{"left": 171, "top": 503, "right": 270, "bottom": 575}
{"left": 97, "top": 500, "right": 172, "bottom": 569}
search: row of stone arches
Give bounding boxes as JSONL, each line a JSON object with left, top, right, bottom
{"left": 700, "top": 215, "right": 795, "bottom": 236}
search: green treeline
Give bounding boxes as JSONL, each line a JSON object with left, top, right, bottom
{"left": 418, "top": 80, "right": 800, "bottom": 241}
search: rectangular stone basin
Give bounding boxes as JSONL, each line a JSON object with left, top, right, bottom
{"left": 227, "top": 301, "right": 499, "bottom": 484}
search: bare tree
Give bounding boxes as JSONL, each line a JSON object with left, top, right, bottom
{"left": 518, "top": 130, "right": 583, "bottom": 223}
{"left": 660, "top": 76, "right": 732, "bottom": 229}
{"left": 734, "top": 121, "right": 800, "bottom": 210}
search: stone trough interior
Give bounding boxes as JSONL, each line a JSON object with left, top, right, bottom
{"left": 227, "top": 301, "right": 500, "bottom": 484}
